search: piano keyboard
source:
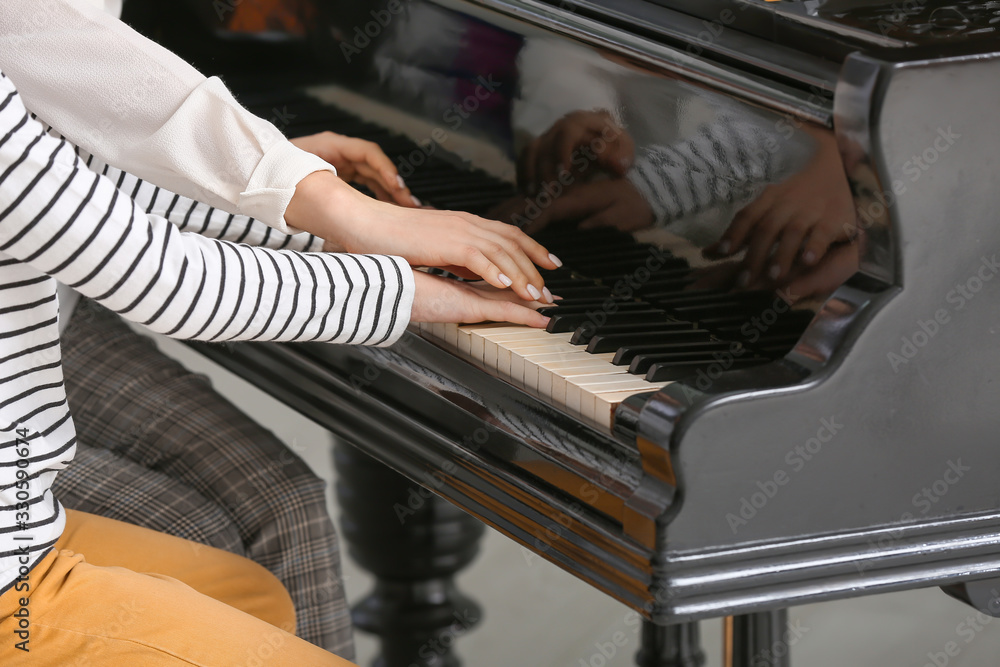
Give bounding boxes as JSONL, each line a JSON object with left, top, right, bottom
{"left": 238, "top": 88, "right": 815, "bottom": 430}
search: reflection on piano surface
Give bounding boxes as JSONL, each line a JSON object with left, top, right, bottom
{"left": 127, "top": 0, "right": 1000, "bottom": 664}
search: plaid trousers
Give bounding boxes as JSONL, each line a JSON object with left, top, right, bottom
{"left": 51, "top": 299, "right": 355, "bottom": 658}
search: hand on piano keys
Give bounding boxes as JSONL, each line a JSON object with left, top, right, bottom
{"left": 410, "top": 271, "right": 551, "bottom": 329}
{"left": 285, "top": 171, "right": 563, "bottom": 303}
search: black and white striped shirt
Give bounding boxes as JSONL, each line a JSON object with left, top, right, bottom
{"left": 0, "top": 71, "right": 414, "bottom": 593}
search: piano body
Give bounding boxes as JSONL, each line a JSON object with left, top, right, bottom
{"left": 126, "top": 0, "right": 1000, "bottom": 664}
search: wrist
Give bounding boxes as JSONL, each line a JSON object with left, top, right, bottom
{"left": 284, "top": 170, "right": 360, "bottom": 245}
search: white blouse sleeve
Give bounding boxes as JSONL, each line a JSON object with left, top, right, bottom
{"left": 0, "top": 0, "right": 334, "bottom": 233}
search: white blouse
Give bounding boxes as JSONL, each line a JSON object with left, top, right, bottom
{"left": 0, "top": 0, "right": 335, "bottom": 234}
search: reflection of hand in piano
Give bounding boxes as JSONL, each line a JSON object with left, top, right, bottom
{"left": 516, "top": 109, "right": 635, "bottom": 195}
{"left": 488, "top": 178, "right": 654, "bottom": 234}
{"left": 703, "top": 125, "right": 858, "bottom": 286}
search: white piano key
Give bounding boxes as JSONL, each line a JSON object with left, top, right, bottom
{"left": 444, "top": 323, "right": 460, "bottom": 348}
{"left": 517, "top": 347, "right": 594, "bottom": 392}
{"left": 547, "top": 361, "right": 627, "bottom": 406}
{"left": 585, "top": 384, "right": 670, "bottom": 429}
{"left": 456, "top": 327, "right": 474, "bottom": 356}
{"left": 565, "top": 372, "right": 633, "bottom": 415}
{"left": 472, "top": 327, "right": 546, "bottom": 373}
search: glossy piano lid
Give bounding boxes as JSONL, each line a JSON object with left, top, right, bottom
{"left": 150, "top": 0, "right": 864, "bottom": 312}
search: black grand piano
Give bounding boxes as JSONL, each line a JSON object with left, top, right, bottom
{"left": 125, "top": 0, "right": 1000, "bottom": 664}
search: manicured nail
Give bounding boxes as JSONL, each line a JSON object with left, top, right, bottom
{"left": 768, "top": 264, "right": 781, "bottom": 280}
{"left": 498, "top": 273, "right": 513, "bottom": 287}
{"left": 551, "top": 294, "right": 563, "bottom": 301}
{"left": 527, "top": 284, "right": 542, "bottom": 301}
{"left": 802, "top": 250, "right": 817, "bottom": 264}
{"left": 411, "top": 195, "right": 422, "bottom": 207}
{"left": 548, "top": 253, "right": 563, "bottom": 268}
{"left": 542, "top": 287, "right": 554, "bottom": 303}
{"left": 736, "top": 270, "right": 750, "bottom": 288}
{"left": 718, "top": 240, "right": 731, "bottom": 255}
{"left": 396, "top": 175, "right": 407, "bottom": 189}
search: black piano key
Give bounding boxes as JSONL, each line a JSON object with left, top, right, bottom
{"left": 570, "top": 320, "right": 696, "bottom": 345}
{"left": 628, "top": 351, "right": 724, "bottom": 375}
{"left": 650, "top": 290, "right": 773, "bottom": 308}
{"left": 546, "top": 285, "right": 614, "bottom": 300}
{"left": 612, "top": 340, "right": 737, "bottom": 365}
{"left": 537, "top": 302, "right": 650, "bottom": 317}
{"left": 645, "top": 357, "right": 770, "bottom": 382}
{"left": 546, "top": 310, "right": 667, "bottom": 334}
{"left": 586, "top": 328, "right": 714, "bottom": 354}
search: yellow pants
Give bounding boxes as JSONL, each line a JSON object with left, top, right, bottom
{"left": 0, "top": 509, "right": 351, "bottom": 666}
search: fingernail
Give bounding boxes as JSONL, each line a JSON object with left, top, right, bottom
{"left": 768, "top": 264, "right": 781, "bottom": 280}
{"left": 548, "top": 253, "right": 563, "bottom": 268}
{"left": 396, "top": 175, "right": 407, "bottom": 189}
{"left": 736, "top": 270, "right": 750, "bottom": 288}
{"left": 542, "top": 287, "right": 554, "bottom": 303}
{"left": 527, "top": 284, "right": 542, "bottom": 301}
{"left": 551, "top": 294, "right": 563, "bottom": 301}
{"left": 802, "top": 250, "right": 817, "bottom": 264}
{"left": 718, "top": 240, "right": 731, "bottom": 255}
{"left": 411, "top": 195, "right": 422, "bottom": 207}
{"left": 498, "top": 273, "right": 513, "bottom": 287}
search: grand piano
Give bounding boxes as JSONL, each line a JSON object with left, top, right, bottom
{"left": 124, "top": 0, "right": 1000, "bottom": 665}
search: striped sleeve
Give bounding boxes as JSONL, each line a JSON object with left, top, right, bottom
{"left": 83, "top": 155, "right": 323, "bottom": 253}
{"left": 0, "top": 73, "right": 412, "bottom": 347}
{"left": 626, "top": 114, "right": 813, "bottom": 226}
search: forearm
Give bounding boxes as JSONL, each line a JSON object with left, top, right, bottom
{"left": 626, "top": 116, "right": 802, "bottom": 226}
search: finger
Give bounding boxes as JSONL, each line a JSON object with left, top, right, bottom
{"left": 738, "top": 214, "right": 789, "bottom": 287}
{"left": 800, "top": 225, "right": 840, "bottom": 266}
{"left": 553, "top": 123, "right": 594, "bottom": 183}
{"left": 474, "top": 229, "right": 548, "bottom": 302}
{"left": 354, "top": 163, "right": 418, "bottom": 207}
{"left": 766, "top": 220, "right": 811, "bottom": 282}
{"left": 449, "top": 245, "right": 514, "bottom": 293}
{"left": 532, "top": 183, "right": 608, "bottom": 229}
{"left": 718, "top": 206, "right": 763, "bottom": 257}
{"left": 478, "top": 217, "right": 561, "bottom": 270}
{"left": 604, "top": 132, "right": 636, "bottom": 175}
{"left": 481, "top": 298, "right": 550, "bottom": 328}
{"left": 337, "top": 138, "right": 396, "bottom": 181}
{"left": 436, "top": 265, "right": 482, "bottom": 280}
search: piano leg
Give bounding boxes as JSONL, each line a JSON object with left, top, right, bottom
{"left": 333, "top": 441, "right": 485, "bottom": 667}
{"left": 725, "top": 610, "right": 791, "bottom": 667}
{"left": 635, "top": 620, "right": 706, "bottom": 667}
